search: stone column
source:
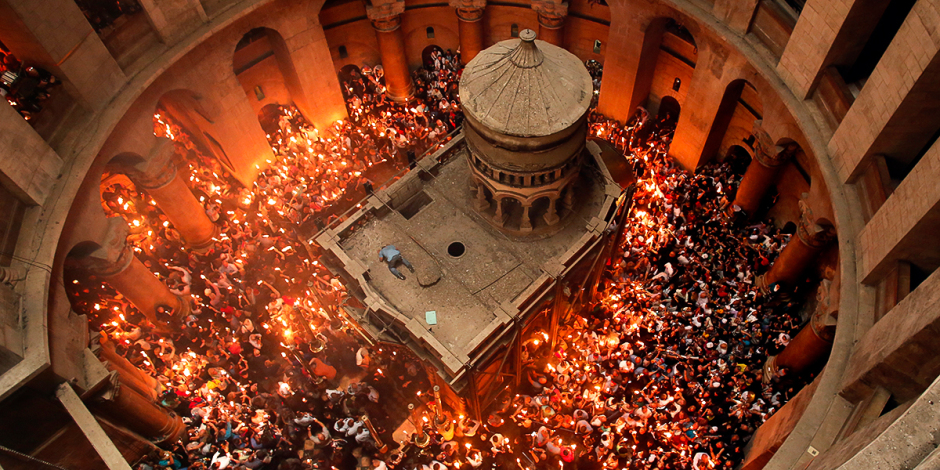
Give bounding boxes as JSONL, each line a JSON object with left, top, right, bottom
{"left": 532, "top": 0, "right": 567, "bottom": 47}
{"left": 69, "top": 221, "right": 188, "bottom": 326}
{"left": 122, "top": 140, "right": 217, "bottom": 250}
{"left": 0, "top": 101, "right": 64, "bottom": 205}
{"left": 450, "top": 0, "right": 486, "bottom": 64}
{"left": 92, "top": 336, "right": 164, "bottom": 401}
{"left": 475, "top": 182, "right": 491, "bottom": 211}
{"left": 669, "top": 46, "right": 727, "bottom": 170}
{"left": 731, "top": 121, "right": 795, "bottom": 218}
{"left": 764, "top": 281, "right": 837, "bottom": 382}
{"left": 494, "top": 198, "right": 507, "bottom": 226}
{"left": 544, "top": 196, "right": 560, "bottom": 225}
{"left": 93, "top": 372, "right": 186, "bottom": 445}
{"left": 759, "top": 200, "right": 836, "bottom": 292}
{"left": 563, "top": 182, "right": 575, "bottom": 210}
{"left": 367, "top": 0, "right": 415, "bottom": 102}
{"left": 521, "top": 203, "right": 533, "bottom": 232}
{"left": 776, "top": 0, "right": 883, "bottom": 100}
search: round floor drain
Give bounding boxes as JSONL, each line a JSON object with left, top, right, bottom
{"left": 447, "top": 241, "right": 466, "bottom": 258}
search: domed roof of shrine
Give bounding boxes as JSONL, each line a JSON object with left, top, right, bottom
{"left": 459, "top": 29, "right": 593, "bottom": 138}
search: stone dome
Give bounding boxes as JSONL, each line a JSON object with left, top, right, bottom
{"left": 459, "top": 29, "right": 593, "bottom": 138}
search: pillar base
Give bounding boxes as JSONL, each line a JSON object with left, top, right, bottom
{"left": 756, "top": 273, "right": 779, "bottom": 295}
{"left": 385, "top": 87, "right": 416, "bottom": 103}
{"left": 186, "top": 224, "right": 219, "bottom": 254}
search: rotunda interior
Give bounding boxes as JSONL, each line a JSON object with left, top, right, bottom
{"left": 1, "top": 0, "right": 939, "bottom": 469}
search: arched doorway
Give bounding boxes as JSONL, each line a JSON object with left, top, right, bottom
{"left": 339, "top": 63, "right": 362, "bottom": 82}
{"left": 658, "top": 96, "right": 681, "bottom": 128}
{"left": 155, "top": 89, "right": 240, "bottom": 180}
{"left": 233, "top": 27, "right": 307, "bottom": 119}
{"left": 258, "top": 103, "right": 289, "bottom": 135}
{"left": 422, "top": 45, "right": 444, "bottom": 69}
{"left": 632, "top": 18, "right": 697, "bottom": 115}
{"left": 700, "top": 79, "right": 764, "bottom": 167}
{"left": 726, "top": 144, "right": 753, "bottom": 175}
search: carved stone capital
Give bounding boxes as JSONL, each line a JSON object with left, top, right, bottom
{"left": 449, "top": 0, "right": 486, "bottom": 11}
{"left": 796, "top": 199, "right": 836, "bottom": 248}
{"left": 117, "top": 138, "right": 180, "bottom": 189}
{"left": 455, "top": 5, "right": 485, "bottom": 22}
{"left": 532, "top": 0, "right": 568, "bottom": 25}
{"left": 751, "top": 120, "right": 794, "bottom": 168}
{"left": 810, "top": 309, "right": 837, "bottom": 343}
{"left": 367, "top": 0, "right": 405, "bottom": 30}
{"left": 67, "top": 220, "right": 134, "bottom": 278}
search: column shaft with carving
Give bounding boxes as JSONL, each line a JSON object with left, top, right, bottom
{"left": 93, "top": 372, "right": 186, "bottom": 445}
{"left": 759, "top": 201, "right": 836, "bottom": 291}
{"left": 451, "top": 0, "right": 487, "bottom": 64}
{"left": 125, "top": 140, "right": 217, "bottom": 250}
{"left": 532, "top": 0, "right": 567, "bottom": 47}
{"left": 69, "top": 222, "right": 189, "bottom": 326}
{"left": 732, "top": 121, "right": 795, "bottom": 218}
{"left": 368, "top": 0, "right": 415, "bottom": 102}
{"left": 92, "top": 335, "right": 164, "bottom": 401}
{"left": 765, "top": 309, "right": 836, "bottom": 381}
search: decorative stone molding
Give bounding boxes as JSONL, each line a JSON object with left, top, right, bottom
{"left": 367, "top": 0, "right": 406, "bottom": 31}
{"left": 114, "top": 139, "right": 180, "bottom": 190}
{"left": 796, "top": 199, "right": 836, "bottom": 248}
{"left": 450, "top": 0, "right": 486, "bottom": 21}
{"left": 66, "top": 219, "right": 134, "bottom": 277}
{"left": 532, "top": 0, "right": 568, "bottom": 27}
{"left": 752, "top": 120, "right": 795, "bottom": 168}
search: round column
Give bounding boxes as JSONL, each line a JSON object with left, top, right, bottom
{"left": 732, "top": 143, "right": 795, "bottom": 218}
{"left": 544, "top": 196, "right": 560, "bottom": 225}
{"left": 759, "top": 201, "right": 836, "bottom": 292}
{"left": 456, "top": 7, "right": 486, "bottom": 64}
{"left": 93, "top": 336, "right": 164, "bottom": 401}
{"left": 537, "top": 14, "right": 565, "bottom": 46}
{"left": 128, "top": 160, "right": 218, "bottom": 250}
{"left": 94, "top": 372, "right": 186, "bottom": 445}
{"left": 764, "top": 309, "right": 836, "bottom": 381}
{"left": 369, "top": 3, "right": 415, "bottom": 102}
{"left": 521, "top": 202, "right": 533, "bottom": 232}
{"left": 532, "top": 0, "right": 567, "bottom": 47}
{"left": 77, "top": 242, "right": 189, "bottom": 325}
{"left": 116, "top": 140, "right": 217, "bottom": 251}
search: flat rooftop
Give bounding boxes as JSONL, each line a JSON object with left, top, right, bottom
{"left": 318, "top": 137, "right": 621, "bottom": 378}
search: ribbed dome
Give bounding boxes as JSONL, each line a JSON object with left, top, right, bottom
{"left": 459, "top": 29, "right": 593, "bottom": 138}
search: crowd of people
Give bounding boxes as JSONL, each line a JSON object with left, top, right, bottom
{"left": 485, "top": 112, "right": 810, "bottom": 469}
{"left": 75, "top": 0, "right": 143, "bottom": 32}
{"left": 251, "top": 48, "right": 462, "bottom": 236}
{"left": 72, "top": 51, "right": 816, "bottom": 470}
{"left": 0, "top": 45, "right": 61, "bottom": 122}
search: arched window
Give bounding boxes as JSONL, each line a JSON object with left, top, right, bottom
{"left": 338, "top": 45, "right": 348, "bottom": 59}
{"left": 511, "top": 24, "right": 519, "bottom": 38}
{"left": 426, "top": 27, "right": 435, "bottom": 39}
{"left": 672, "top": 77, "right": 681, "bottom": 92}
